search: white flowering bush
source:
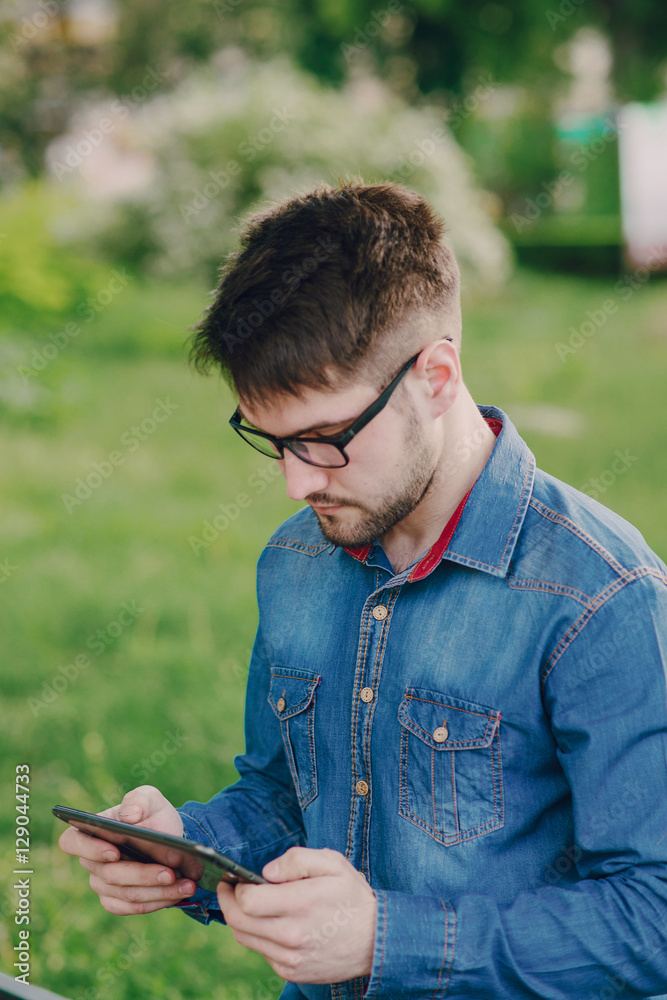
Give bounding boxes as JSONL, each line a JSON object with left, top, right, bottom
{"left": 51, "top": 49, "right": 512, "bottom": 288}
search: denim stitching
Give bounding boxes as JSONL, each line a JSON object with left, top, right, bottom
{"left": 440, "top": 456, "right": 533, "bottom": 575}
{"left": 401, "top": 696, "right": 499, "bottom": 747}
{"left": 178, "top": 812, "right": 216, "bottom": 847}
{"left": 345, "top": 599, "right": 373, "bottom": 859}
{"left": 507, "top": 574, "right": 592, "bottom": 606}
{"left": 399, "top": 731, "right": 504, "bottom": 845}
{"left": 305, "top": 682, "right": 317, "bottom": 806}
{"left": 265, "top": 537, "right": 330, "bottom": 555}
{"left": 491, "top": 724, "right": 503, "bottom": 827}
{"left": 542, "top": 566, "right": 667, "bottom": 685}
{"left": 497, "top": 457, "right": 535, "bottom": 565}
{"left": 268, "top": 673, "right": 318, "bottom": 808}
{"left": 361, "top": 588, "right": 399, "bottom": 871}
{"left": 432, "top": 745, "right": 437, "bottom": 833}
{"left": 430, "top": 899, "right": 448, "bottom": 1000}
{"left": 444, "top": 899, "right": 456, "bottom": 994}
{"left": 450, "top": 749, "right": 459, "bottom": 840}
{"left": 402, "top": 799, "right": 503, "bottom": 845}
{"left": 529, "top": 498, "right": 627, "bottom": 577}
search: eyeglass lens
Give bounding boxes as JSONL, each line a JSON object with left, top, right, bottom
{"left": 234, "top": 426, "right": 347, "bottom": 468}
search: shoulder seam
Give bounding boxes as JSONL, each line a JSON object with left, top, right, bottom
{"left": 541, "top": 566, "right": 667, "bottom": 687}
{"left": 529, "top": 496, "right": 628, "bottom": 578}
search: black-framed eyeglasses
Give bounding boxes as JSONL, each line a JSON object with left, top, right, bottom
{"left": 229, "top": 348, "right": 433, "bottom": 468}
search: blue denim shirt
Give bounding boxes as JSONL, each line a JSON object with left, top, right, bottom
{"left": 175, "top": 404, "right": 667, "bottom": 1000}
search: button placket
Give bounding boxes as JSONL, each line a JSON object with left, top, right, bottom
{"left": 346, "top": 586, "right": 399, "bottom": 882}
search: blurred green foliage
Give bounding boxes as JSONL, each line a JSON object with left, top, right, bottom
{"left": 2, "top": 0, "right": 665, "bottom": 263}
{"left": 1, "top": 265, "right": 666, "bottom": 995}
{"left": 57, "top": 53, "right": 510, "bottom": 287}
{"left": 3, "top": 0, "right": 666, "bottom": 178}
{"left": 0, "top": 184, "right": 110, "bottom": 324}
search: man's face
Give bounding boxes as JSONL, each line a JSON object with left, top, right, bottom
{"left": 238, "top": 374, "right": 440, "bottom": 549}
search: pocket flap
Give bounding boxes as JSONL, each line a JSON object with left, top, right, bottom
{"left": 269, "top": 669, "right": 321, "bottom": 719}
{"left": 398, "top": 688, "right": 500, "bottom": 750}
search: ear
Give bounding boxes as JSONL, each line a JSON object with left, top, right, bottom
{"left": 414, "top": 339, "right": 461, "bottom": 420}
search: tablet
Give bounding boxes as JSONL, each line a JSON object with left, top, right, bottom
{"left": 53, "top": 805, "right": 269, "bottom": 891}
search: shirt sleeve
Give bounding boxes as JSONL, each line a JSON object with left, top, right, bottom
{"left": 172, "top": 622, "right": 307, "bottom": 927}
{"left": 364, "top": 573, "right": 667, "bottom": 999}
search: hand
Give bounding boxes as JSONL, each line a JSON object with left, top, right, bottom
{"left": 58, "top": 785, "right": 197, "bottom": 915}
{"left": 216, "top": 846, "right": 377, "bottom": 984}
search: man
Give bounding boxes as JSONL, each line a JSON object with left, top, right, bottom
{"left": 60, "top": 180, "right": 667, "bottom": 999}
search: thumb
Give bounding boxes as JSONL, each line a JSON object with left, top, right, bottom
{"left": 117, "top": 785, "right": 158, "bottom": 824}
{"left": 262, "top": 846, "right": 345, "bottom": 883}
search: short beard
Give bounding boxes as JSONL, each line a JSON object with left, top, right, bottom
{"left": 309, "top": 406, "right": 438, "bottom": 549}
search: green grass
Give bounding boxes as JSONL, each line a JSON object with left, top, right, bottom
{"left": 1, "top": 267, "right": 666, "bottom": 998}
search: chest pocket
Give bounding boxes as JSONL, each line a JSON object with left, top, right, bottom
{"left": 269, "top": 669, "right": 320, "bottom": 809}
{"left": 398, "top": 687, "right": 503, "bottom": 846}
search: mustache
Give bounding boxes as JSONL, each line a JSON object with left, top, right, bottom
{"left": 307, "top": 494, "right": 356, "bottom": 507}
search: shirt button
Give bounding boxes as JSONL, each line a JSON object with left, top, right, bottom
{"left": 372, "top": 604, "right": 388, "bottom": 621}
{"left": 277, "top": 697, "right": 286, "bottom": 712}
{"left": 360, "top": 687, "right": 374, "bottom": 703}
{"left": 356, "top": 780, "right": 369, "bottom": 796}
{"left": 433, "top": 723, "right": 449, "bottom": 743}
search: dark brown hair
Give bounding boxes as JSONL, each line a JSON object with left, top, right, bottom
{"left": 188, "top": 178, "right": 461, "bottom": 407}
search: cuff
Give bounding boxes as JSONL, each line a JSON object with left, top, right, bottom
{"left": 363, "top": 889, "right": 456, "bottom": 999}
{"left": 169, "top": 809, "right": 225, "bottom": 925}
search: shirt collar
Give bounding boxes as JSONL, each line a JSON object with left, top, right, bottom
{"left": 343, "top": 406, "right": 535, "bottom": 581}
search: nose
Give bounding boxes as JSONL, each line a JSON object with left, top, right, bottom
{"left": 280, "top": 449, "right": 331, "bottom": 502}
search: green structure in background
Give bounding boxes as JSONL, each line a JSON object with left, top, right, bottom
{"left": 504, "top": 110, "right": 623, "bottom": 274}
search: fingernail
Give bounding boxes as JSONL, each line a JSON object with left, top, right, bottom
{"left": 103, "top": 851, "right": 118, "bottom": 862}
{"left": 179, "top": 881, "right": 195, "bottom": 895}
{"left": 119, "top": 806, "right": 141, "bottom": 821}
{"left": 157, "top": 871, "right": 172, "bottom": 885}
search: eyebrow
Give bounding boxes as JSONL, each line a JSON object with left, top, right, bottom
{"left": 237, "top": 406, "right": 356, "bottom": 438}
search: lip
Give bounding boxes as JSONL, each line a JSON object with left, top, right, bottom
{"left": 310, "top": 503, "right": 344, "bottom": 514}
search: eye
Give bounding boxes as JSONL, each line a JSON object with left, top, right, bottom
{"left": 309, "top": 422, "right": 350, "bottom": 439}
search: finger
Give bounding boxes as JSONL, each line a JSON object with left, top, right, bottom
{"left": 262, "top": 846, "right": 346, "bottom": 883}
{"left": 59, "top": 825, "right": 121, "bottom": 863}
{"left": 88, "top": 872, "right": 195, "bottom": 905}
{"left": 116, "top": 785, "right": 163, "bottom": 824}
{"left": 229, "top": 925, "right": 304, "bottom": 974}
{"left": 79, "top": 857, "right": 192, "bottom": 890}
{"left": 98, "top": 893, "right": 182, "bottom": 916}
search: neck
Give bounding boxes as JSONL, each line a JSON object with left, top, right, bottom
{"left": 381, "top": 390, "right": 497, "bottom": 574}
